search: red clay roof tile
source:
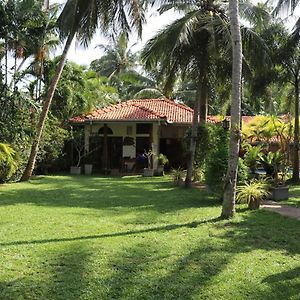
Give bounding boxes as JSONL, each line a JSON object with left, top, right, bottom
{"left": 70, "top": 98, "right": 194, "bottom": 124}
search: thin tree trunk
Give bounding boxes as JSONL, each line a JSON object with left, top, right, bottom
{"left": 20, "top": 32, "right": 75, "bottom": 181}
{"left": 5, "top": 38, "right": 8, "bottom": 86}
{"left": 185, "top": 81, "right": 201, "bottom": 187}
{"left": 11, "top": 57, "right": 28, "bottom": 87}
{"left": 13, "top": 49, "right": 17, "bottom": 90}
{"left": 221, "top": 0, "right": 242, "bottom": 218}
{"left": 292, "top": 77, "right": 299, "bottom": 182}
{"left": 16, "top": 57, "right": 27, "bottom": 73}
{"left": 199, "top": 79, "right": 207, "bottom": 123}
{"left": 38, "top": 58, "right": 44, "bottom": 100}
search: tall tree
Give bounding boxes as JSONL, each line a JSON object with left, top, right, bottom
{"left": 221, "top": 0, "right": 243, "bottom": 218}
{"left": 279, "top": 37, "right": 300, "bottom": 182}
{"left": 142, "top": 0, "right": 268, "bottom": 187}
{"left": 141, "top": 1, "right": 231, "bottom": 187}
{"left": 21, "top": 0, "right": 144, "bottom": 181}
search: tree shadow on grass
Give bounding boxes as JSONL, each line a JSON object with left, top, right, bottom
{"left": 259, "top": 266, "right": 300, "bottom": 299}
{"left": 0, "top": 243, "right": 90, "bottom": 300}
{"left": 1, "top": 209, "right": 300, "bottom": 299}
{"left": 105, "top": 210, "right": 300, "bottom": 300}
{"left": 0, "top": 176, "right": 218, "bottom": 213}
{"left": 98, "top": 242, "right": 231, "bottom": 300}
{"left": 0, "top": 217, "right": 221, "bottom": 248}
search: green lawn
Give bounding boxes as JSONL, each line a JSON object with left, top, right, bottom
{"left": 286, "top": 185, "right": 300, "bottom": 208}
{"left": 0, "top": 175, "right": 300, "bottom": 300}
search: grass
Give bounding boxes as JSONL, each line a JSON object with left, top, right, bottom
{"left": 0, "top": 175, "right": 300, "bottom": 299}
{"left": 285, "top": 185, "right": 300, "bottom": 208}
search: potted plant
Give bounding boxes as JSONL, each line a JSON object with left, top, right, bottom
{"left": 143, "top": 149, "right": 154, "bottom": 177}
{"left": 157, "top": 153, "right": 169, "bottom": 176}
{"left": 270, "top": 163, "right": 290, "bottom": 201}
{"left": 236, "top": 180, "right": 270, "bottom": 210}
{"left": 171, "top": 167, "right": 186, "bottom": 187}
{"left": 70, "top": 128, "right": 97, "bottom": 175}
{"left": 260, "top": 151, "right": 289, "bottom": 201}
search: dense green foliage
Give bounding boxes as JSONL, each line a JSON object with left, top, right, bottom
{"left": 0, "top": 143, "right": 18, "bottom": 182}
{"left": 0, "top": 175, "right": 300, "bottom": 299}
{"left": 205, "top": 126, "right": 229, "bottom": 192}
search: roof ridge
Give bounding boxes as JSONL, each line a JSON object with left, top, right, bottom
{"left": 130, "top": 98, "right": 194, "bottom": 113}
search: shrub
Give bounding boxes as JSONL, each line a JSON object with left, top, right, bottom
{"left": 205, "top": 126, "right": 229, "bottom": 192}
{"left": 157, "top": 154, "right": 169, "bottom": 166}
{"left": 243, "top": 143, "right": 265, "bottom": 173}
{"left": 237, "top": 158, "right": 249, "bottom": 183}
{"left": 182, "top": 124, "right": 211, "bottom": 182}
{"left": 236, "top": 180, "right": 270, "bottom": 210}
{"left": 0, "top": 143, "right": 19, "bottom": 183}
{"left": 37, "top": 117, "right": 69, "bottom": 173}
{"left": 171, "top": 167, "right": 186, "bottom": 185}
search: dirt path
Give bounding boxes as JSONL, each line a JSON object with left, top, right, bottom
{"left": 261, "top": 201, "right": 300, "bottom": 221}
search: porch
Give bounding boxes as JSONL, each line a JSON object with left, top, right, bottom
{"left": 78, "top": 122, "right": 188, "bottom": 173}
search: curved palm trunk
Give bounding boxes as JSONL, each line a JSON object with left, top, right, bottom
{"left": 185, "top": 81, "right": 201, "bottom": 187}
{"left": 292, "top": 77, "right": 299, "bottom": 182}
{"left": 221, "top": 0, "right": 242, "bottom": 218}
{"left": 20, "top": 32, "right": 75, "bottom": 181}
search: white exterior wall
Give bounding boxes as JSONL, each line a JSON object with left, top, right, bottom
{"left": 152, "top": 123, "right": 159, "bottom": 170}
{"left": 84, "top": 122, "right": 153, "bottom": 161}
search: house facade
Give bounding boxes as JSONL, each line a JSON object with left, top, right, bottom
{"left": 70, "top": 99, "right": 198, "bottom": 172}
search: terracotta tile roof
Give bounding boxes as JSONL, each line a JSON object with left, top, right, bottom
{"left": 70, "top": 98, "right": 286, "bottom": 126}
{"left": 70, "top": 99, "right": 195, "bottom": 124}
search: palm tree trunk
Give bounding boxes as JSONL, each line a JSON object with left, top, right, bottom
{"left": 13, "top": 49, "right": 17, "bottom": 90}
{"left": 221, "top": 0, "right": 242, "bottom": 218}
{"left": 199, "top": 79, "right": 207, "bottom": 123}
{"left": 38, "top": 58, "right": 44, "bottom": 100}
{"left": 20, "top": 32, "right": 75, "bottom": 181}
{"left": 185, "top": 81, "right": 201, "bottom": 187}
{"left": 5, "top": 38, "right": 8, "bottom": 86}
{"left": 292, "top": 77, "right": 299, "bottom": 182}
{"left": 16, "top": 57, "right": 27, "bottom": 73}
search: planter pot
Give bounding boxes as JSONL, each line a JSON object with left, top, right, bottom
{"left": 270, "top": 185, "right": 289, "bottom": 201}
{"left": 156, "top": 166, "right": 164, "bottom": 176}
{"left": 248, "top": 199, "right": 260, "bottom": 210}
{"left": 143, "top": 168, "right": 154, "bottom": 177}
{"left": 84, "top": 164, "right": 93, "bottom": 175}
{"left": 70, "top": 166, "right": 81, "bottom": 175}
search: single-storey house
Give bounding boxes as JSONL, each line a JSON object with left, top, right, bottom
{"left": 70, "top": 98, "right": 205, "bottom": 171}
{"left": 69, "top": 98, "right": 263, "bottom": 172}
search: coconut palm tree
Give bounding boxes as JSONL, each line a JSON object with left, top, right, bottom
{"left": 91, "top": 33, "right": 159, "bottom": 100}
{"left": 142, "top": 0, "right": 230, "bottom": 187}
{"left": 141, "top": 0, "right": 269, "bottom": 187}
{"left": 221, "top": 0, "right": 243, "bottom": 218}
{"left": 21, "top": 0, "right": 145, "bottom": 181}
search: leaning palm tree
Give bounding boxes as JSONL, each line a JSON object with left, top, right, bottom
{"left": 21, "top": 0, "right": 145, "bottom": 181}
{"left": 221, "top": 0, "right": 243, "bottom": 218}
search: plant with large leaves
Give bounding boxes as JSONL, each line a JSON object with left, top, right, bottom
{"left": 21, "top": 0, "right": 145, "bottom": 181}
